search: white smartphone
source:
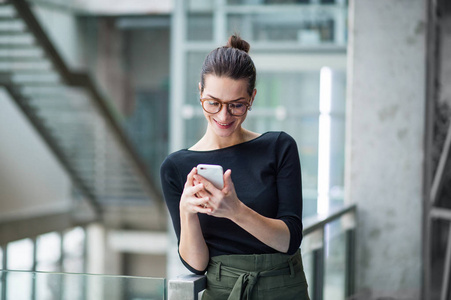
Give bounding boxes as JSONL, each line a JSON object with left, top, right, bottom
{"left": 197, "top": 164, "right": 224, "bottom": 189}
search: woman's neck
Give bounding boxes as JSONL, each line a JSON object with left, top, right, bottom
{"left": 189, "top": 127, "right": 259, "bottom": 151}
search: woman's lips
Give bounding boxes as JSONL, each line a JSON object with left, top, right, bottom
{"left": 214, "top": 119, "right": 234, "bottom": 129}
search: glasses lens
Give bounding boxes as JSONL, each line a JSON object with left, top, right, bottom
{"left": 228, "top": 102, "right": 247, "bottom": 116}
{"left": 203, "top": 99, "right": 221, "bottom": 114}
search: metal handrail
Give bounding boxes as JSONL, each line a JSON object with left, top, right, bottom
{"left": 9, "top": 0, "right": 162, "bottom": 203}
{"left": 168, "top": 204, "right": 357, "bottom": 300}
{"left": 303, "top": 204, "right": 356, "bottom": 236}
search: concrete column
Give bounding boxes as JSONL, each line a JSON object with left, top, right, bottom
{"left": 346, "top": 0, "right": 426, "bottom": 298}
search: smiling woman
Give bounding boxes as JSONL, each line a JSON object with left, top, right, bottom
{"left": 160, "top": 35, "right": 310, "bottom": 300}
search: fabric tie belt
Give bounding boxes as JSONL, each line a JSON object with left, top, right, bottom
{"left": 208, "top": 255, "right": 297, "bottom": 300}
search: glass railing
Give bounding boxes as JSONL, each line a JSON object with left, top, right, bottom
{"left": 0, "top": 270, "right": 166, "bottom": 300}
{"left": 0, "top": 205, "right": 355, "bottom": 300}
{"left": 168, "top": 204, "right": 356, "bottom": 300}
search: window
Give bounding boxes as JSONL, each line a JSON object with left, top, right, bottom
{"left": 7, "top": 238, "right": 34, "bottom": 271}
{"left": 36, "top": 232, "right": 61, "bottom": 272}
{"left": 171, "top": 0, "right": 348, "bottom": 218}
{"left": 63, "top": 227, "right": 85, "bottom": 273}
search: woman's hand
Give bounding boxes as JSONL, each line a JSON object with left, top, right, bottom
{"left": 180, "top": 167, "right": 213, "bottom": 215}
{"left": 178, "top": 167, "right": 210, "bottom": 272}
{"left": 193, "top": 169, "right": 242, "bottom": 219}
{"left": 194, "top": 169, "right": 291, "bottom": 253}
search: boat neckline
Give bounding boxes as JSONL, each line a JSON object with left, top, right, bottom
{"left": 184, "top": 132, "right": 271, "bottom": 153}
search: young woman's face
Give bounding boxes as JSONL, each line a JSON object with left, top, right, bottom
{"left": 200, "top": 75, "right": 254, "bottom": 138}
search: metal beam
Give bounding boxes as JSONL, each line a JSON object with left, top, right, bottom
{"left": 441, "top": 226, "right": 451, "bottom": 300}
{"left": 430, "top": 121, "right": 451, "bottom": 205}
{"left": 430, "top": 207, "right": 451, "bottom": 221}
{"left": 0, "top": 212, "right": 93, "bottom": 245}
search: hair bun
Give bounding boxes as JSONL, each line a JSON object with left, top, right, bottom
{"left": 226, "top": 35, "right": 250, "bottom": 53}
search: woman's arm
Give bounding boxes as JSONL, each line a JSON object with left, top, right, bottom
{"left": 231, "top": 200, "right": 290, "bottom": 253}
{"left": 178, "top": 168, "right": 213, "bottom": 271}
{"left": 194, "top": 170, "right": 291, "bottom": 253}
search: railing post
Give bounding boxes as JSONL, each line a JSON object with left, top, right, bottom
{"left": 312, "top": 245, "right": 324, "bottom": 300}
{"left": 1, "top": 244, "right": 7, "bottom": 300}
{"left": 305, "top": 228, "right": 325, "bottom": 300}
{"left": 345, "top": 228, "right": 356, "bottom": 298}
{"left": 168, "top": 274, "right": 206, "bottom": 300}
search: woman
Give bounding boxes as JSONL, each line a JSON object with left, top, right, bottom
{"left": 160, "top": 35, "right": 309, "bottom": 300}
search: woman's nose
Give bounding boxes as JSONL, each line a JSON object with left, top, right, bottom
{"left": 218, "top": 104, "right": 230, "bottom": 117}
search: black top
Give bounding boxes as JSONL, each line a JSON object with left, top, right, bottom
{"left": 160, "top": 131, "right": 303, "bottom": 274}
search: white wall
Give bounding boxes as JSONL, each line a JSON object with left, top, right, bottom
{"left": 0, "top": 90, "right": 72, "bottom": 221}
{"left": 346, "top": 0, "right": 426, "bottom": 298}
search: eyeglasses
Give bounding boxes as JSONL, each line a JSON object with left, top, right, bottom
{"left": 200, "top": 98, "right": 251, "bottom": 116}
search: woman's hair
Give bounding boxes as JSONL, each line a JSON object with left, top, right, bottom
{"left": 200, "top": 35, "right": 256, "bottom": 96}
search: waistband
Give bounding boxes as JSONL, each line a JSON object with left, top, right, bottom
{"left": 207, "top": 250, "right": 301, "bottom": 300}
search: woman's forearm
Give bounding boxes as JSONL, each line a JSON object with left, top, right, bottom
{"left": 179, "top": 211, "right": 210, "bottom": 272}
{"left": 231, "top": 202, "right": 290, "bottom": 253}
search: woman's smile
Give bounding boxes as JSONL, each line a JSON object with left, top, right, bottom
{"left": 213, "top": 118, "right": 235, "bottom": 129}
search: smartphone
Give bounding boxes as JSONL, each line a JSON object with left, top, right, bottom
{"left": 197, "top": 164, "right": 224, "bottom": 189}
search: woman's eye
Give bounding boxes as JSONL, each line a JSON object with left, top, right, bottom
{"left": 230, "top": 103, "right": 244, "bottom": 109}
{"left": 207, "top": 101, "right": 220, "bottom": 106}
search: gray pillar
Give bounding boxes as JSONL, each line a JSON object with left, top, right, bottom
{"left": 346, "top": 0, "right": 426, "bottom": 298}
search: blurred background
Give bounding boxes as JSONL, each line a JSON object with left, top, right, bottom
{"left": 0, "top": 0, "right": 449, "bottom": 299}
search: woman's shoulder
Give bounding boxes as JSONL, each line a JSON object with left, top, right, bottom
{"left": 160, "top": 149, "right": 190, "bottom": 171}
{"left": 260, "top": 131, "right": 296, "bottom": 144}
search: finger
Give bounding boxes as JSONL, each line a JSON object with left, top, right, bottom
{"left": 193, "top": 175, "right": 216, "bottom": 194}
{"left": 196, "top": 188, "right": 210, "bottom": 199}
{"left": 194, "top": 205, "right": 213, "bottom": 214}
{"left": 185, "top": 167, "right": 197, "bottom": 188}
{"left": 188, "top": 183, "right": 206, "bottom": 196}
{"left": 190, "top": 196, "right": 210, "bottom": 207}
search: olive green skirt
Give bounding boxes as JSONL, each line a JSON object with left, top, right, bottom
{"left": 202, "top": 250, "right": 310, "bottom": 300}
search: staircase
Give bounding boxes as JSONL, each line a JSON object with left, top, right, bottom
{"left": 0, "top": 0, "right": 162, "bottom": 218}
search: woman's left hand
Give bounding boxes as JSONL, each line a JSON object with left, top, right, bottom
{"left": 193, "top": 169, "right": 242, "bottom": 219}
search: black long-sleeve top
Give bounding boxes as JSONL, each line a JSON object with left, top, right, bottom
{"left": 160, "top": 131, "right": 303, "bottom": 274}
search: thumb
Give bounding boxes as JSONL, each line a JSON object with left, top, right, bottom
{"left": 223, "top": 169, "right": 233, "bottom": 189}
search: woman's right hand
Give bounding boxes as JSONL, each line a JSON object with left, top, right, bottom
{"left": 178, "top": 167, "right": 210, "bottom": 272}
{"left": 180, "top": 167, "right": 213, "bottom": 215}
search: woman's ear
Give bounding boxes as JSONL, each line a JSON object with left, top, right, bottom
{"left": 198, "top": 82, "right": 202, "bottom": 93}
{"left": 250, "top": 88, "right": 257, "bottom": 106}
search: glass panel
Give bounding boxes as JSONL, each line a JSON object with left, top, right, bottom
{"left": 329, "top": 69, "right": 346, "bottom": 209}
{"left": 37, "top": 232, "right": 61, "bottom": 272}
{"left": 301, "top": 251, "right": 314, "bottom": 298}
{"left": 5, "top": 271, "right": 32, "bottom": 299}
{"left": 188, "top": 0, "right": 214, "bottom": 11}
{"left": 0, "top": 270, "right": 166, "bottom": 300}
{"left": 227, "top": 13, "right": 336, "bottom": 44}
{"left": 0, "top": 246, "right": 3, "bottom": 269}
{"left": 324, "top": 219, "right": 346, "bottom": 300}
{"left": 7, "top": 238, "right": 34, "bottom": 271}
{"left": 185, "top": 117, "right": 208, "bottom": 148}
{"left": 227, "top": 0, "right": 339, "bottom": 6}
{"left": 63, "top": 227, "right": 85, "bottom": 273}
{"left": 329, "top": 116, "right": 345, "bottom": 209}
{"left": 187, "top": 13, "right": 214, "bottom": 41}
{"left": 248, "top": 71, "right": 320, "bottom": 217}
{"left": 186, "top": 51, "right": 208, "bottom": 106}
